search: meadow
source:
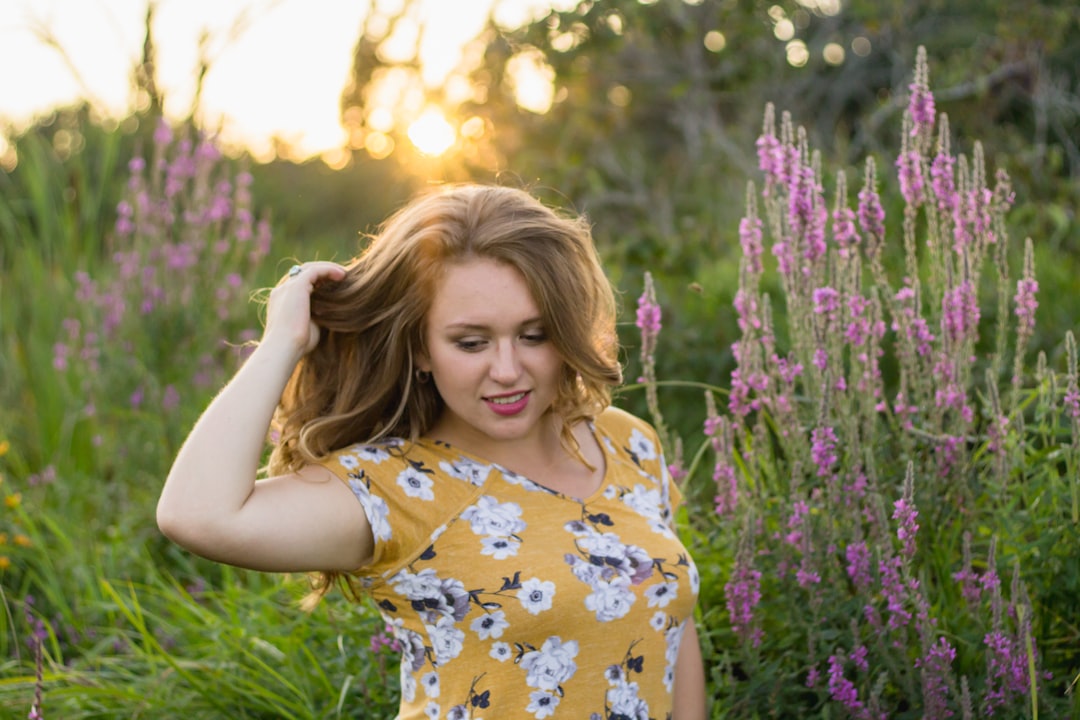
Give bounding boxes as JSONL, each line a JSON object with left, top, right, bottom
{"left": 2, "top": 40, "right": 1079, "bottom": 720}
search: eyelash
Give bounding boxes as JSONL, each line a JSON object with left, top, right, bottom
{"left": 454, "top": 332, "right": 547, "bottom": 352}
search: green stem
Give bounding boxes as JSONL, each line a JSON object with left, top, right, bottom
{"left": 620, "top": 380, "right": 730, "bottom": 395}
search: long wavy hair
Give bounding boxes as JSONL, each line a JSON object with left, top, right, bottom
{"left": 267, "top": 184, "right": 623, "bottom": 481}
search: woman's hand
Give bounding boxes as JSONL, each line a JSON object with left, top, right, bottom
{"left": 263, "top": 261, "right": 347, "bottom": 358}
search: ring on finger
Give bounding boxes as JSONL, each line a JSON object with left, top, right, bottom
{"left": 288, "top": 264, "right": 303, "bottom": 278}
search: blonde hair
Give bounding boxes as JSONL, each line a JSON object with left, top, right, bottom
{"left": 268, "top": 184, "right": 622, "bottom": 477}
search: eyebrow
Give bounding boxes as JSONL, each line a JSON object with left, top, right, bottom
{"left": 444, "top": 317, "right": 544, "bottom": 331}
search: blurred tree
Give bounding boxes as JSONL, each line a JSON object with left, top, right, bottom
{"left": 338, "top": 0, "right": 1080, "bottom": 370}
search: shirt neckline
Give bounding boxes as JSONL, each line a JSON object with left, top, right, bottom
{"left": 415, "top": 418, "right": 615, "bottom": 504}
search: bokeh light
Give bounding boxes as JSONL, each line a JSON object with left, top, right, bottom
{"left": 823, "top": 42, "right": 845, "bottom": 65}
{"left": 407, "top": 109, "right": 456, "bottom": 156}
{"left": 786, "top": 40, "right": 810, "bottom": 67}
{"left": 704, "top": 30, "right": 727, "bottom": 52}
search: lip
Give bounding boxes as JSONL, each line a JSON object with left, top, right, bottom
{"left": 484, "top": 390, "right": 530, "bottom": 416}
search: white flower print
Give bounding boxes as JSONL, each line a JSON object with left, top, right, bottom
{"left": 397, "top": 466, "right": 435, "bottom": 500}
{"left": 649, "top": 517, "right": 677, "bottom": 538}
{"left": 577, "top": 530, "right": 627, "bottom": 558}
{"left": 585, "top": 576, "right": 636, "bottom": 622}
{"left": 439, "top": 457, "right": 491, "bottom": 486}
{"left": 526, "top": 690, "right": 560, "bottom": 719}
{"left": 480, "top": 535, "right": 519, "bottom": 560}
{"left": 421, "top": 671, "right": 441, "bottom": 698}
{"left": 446, "top": 706, "right": 468, "bottom": 720}
{"left": 517, "top": 578, "right": 555, "bottom": 615}
{"left": 650, "top": 611, "right": 667, "bottom": 632}
{"left": 461, "top": 496, "right": 526, "bottom": 537}
{"left": 348, "top": 478, "right": 391, "bottom": 542}
{"left": 603, "top": 484, "right": 619, "bottom": 500}
{"left": 397, "top": 627, "right": 428, "bottom": 674}
{"left": 500, "top": 469, "right": 548, "bottom": 493}
{"left": 391, "top": 569, "right": 471, "bottom": 622}
{"left": 664, "top": 622, "right": 686, "bottom": 693}
{"left": 401, "top": 670, "right": 418, "bottom": 703}
{"left": 469, "top": 610, "right": 509, "bottom": 640}
{"left": 520, "top": 636, "right": 579, "bottom": 692}
{"left": 573, "top": 527, "right": 654, "bottom": 585}
{"left": 355, "top": 444, "right": 391, "bottom": 464}
{"left": 607, "top": 678, "right": 649, "bottom": 720}
{"left": 622, "top": 483, "right": 663, "bottom": 520}
{"left": 424, "top": 701, "right": 440, "bottom": 719}
{"left": 627, "top": 428, "right": 658, "bottom": 461}
{"left": 645, "top": 580, "right": 678, "bottom": 609}
{"left": 689, "top": 562, "right": 701, "bottom": 595}
{"left": 339, "top": 454, "right": 359, "bottom": 471}
{"left": 565, "top": 553, "right": 604, "bottom": 585}
{"left": 490, "top": 641, "right": 512, "bottom": 662}
{"left": 426, "top": 615, "right": 466, "bottom": 665}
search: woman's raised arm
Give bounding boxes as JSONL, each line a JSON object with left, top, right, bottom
{"left": 156, "top": 262, "right": 373, "bottom": 573}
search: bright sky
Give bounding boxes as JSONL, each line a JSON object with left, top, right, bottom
{"left": 0, "top": 0, "right": 564, "bottom": 160}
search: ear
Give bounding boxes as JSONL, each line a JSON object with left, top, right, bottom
{"left": 415, "top": 353, "right": 432, "bottom": 373}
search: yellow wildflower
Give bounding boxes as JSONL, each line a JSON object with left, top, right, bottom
{"left": 4, "top": 493, "right": 20, "bottom": 509}
{"left": 0, "top": 533, "right": 7, "bottom": 545}
{"left": 0, "top": 556, "right": 9, "bottom": 570}
{"left": 0, "top": 439, "right": 9, "bottom": 456}
{"left": 14, "top": 534, "right": 31, "bottom": 547}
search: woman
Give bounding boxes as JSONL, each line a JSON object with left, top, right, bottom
{"left": 157, "top": 184, "right": 706, "bottom": 719}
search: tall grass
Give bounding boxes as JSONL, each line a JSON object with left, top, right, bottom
{"left": 1, "top": 111, "right": 399, "bottom": 717}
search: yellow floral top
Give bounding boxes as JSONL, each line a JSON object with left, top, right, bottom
{"left": 321, "top": 407, "right": 699, "bottom": 720}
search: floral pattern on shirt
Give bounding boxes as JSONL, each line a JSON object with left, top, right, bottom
{"left": 325, "top": 407, "right": 697, "bottom": 720}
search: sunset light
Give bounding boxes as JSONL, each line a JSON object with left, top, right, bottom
{"left": 407, "top": 109, "right": 456, "bottom": 156}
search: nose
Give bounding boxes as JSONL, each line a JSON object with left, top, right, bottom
{"left": 489, "top": 340, "right": 522, "bottom": 384}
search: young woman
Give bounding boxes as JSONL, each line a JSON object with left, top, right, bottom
{"left": 157, "top": 184, "right": 706, "bottom": 719}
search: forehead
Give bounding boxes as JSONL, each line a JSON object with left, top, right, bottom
{"left": 427, "top": 258, "right": 541, "bottom": 325}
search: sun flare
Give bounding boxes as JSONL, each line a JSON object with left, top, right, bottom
{"left": 407, "top": 110, "right": 456, "bottom": 156}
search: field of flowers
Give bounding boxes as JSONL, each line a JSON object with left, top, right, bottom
{"left": 1, "top": 47, "right": 1078, "bottom": 718}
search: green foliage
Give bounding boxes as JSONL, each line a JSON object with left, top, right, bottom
{"left": 0, "top": 111, "right": 401, "bottom": 718}
{"left": 632, "top": 49, "right": 1080, "bottom": 717}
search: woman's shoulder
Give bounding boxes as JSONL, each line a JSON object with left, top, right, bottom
{"left": 320, "top": 437, "right": 413, "bottom": 476}
{"left": 595, "top": 405, "right": 662, "bottom": 448}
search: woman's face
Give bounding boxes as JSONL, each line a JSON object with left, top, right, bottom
{"left": 418, "top": 257, "right": 564, "bottom": 453}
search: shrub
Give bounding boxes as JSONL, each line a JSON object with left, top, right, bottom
{"left": 641, "top": 47, "right": 1080, "bottom": 718}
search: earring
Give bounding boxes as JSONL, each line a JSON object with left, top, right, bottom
{"left": 415, "top": 369, "right": 431, "bottom": 384}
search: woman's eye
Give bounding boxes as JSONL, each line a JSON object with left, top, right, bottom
{"left": 455, "top": 339, "right": 486, "bottom": 351}
{"left": 522, "top": 332, "right": 547, "bottom": 344}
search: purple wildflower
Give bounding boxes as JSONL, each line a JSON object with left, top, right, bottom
{"left": 845, "top": 541, "right": 873, "bottom": 591}
{"left": 636, "top": 283, "right": 662, "bottom": 338}
{"left": 941, "top": 281, "right": 980, "bottom": 345}
{"left": 734, "top": 288, "right": 760, "bottom": 333}
{"left": 810, "top": 425, "right": 838, "bottom": 477}
{"left": 1064, "top": 387, "right": 1080, "bottom": 421}
{"left": 725, "top": 558, "right": 763, "bottom": 648}
{"left": 756, "top": 103, "right": 783, "bottom": 193}
{"left": 857, "top": 158, "right": 886, "bottom": 244}
{"left": 930, "top": 143, "right": 958, "bottom": 215}
{"left": 812, "top": 286, "right": 840, "bottom": 316}
{"left": 879, "top": 556, "right": 913, "bottom": 631}
{"left": 739, "top": 213, "right": 764, "bottom": 274}
{"left": 908, "top": 46, "right": 936, "bottom": 139}
{"left": 896, "top": 149, "right": 925, "bottom": 206}
{"left": 162, "top": 385, "right": 180, "bottom": 412}
{"left": 983, "top": 630, "right": 1033, "bottom": 715}
{"left": 833, "top": 204, "right": 858, "bottom": 255}
{"left": 892, "top": 468, "right": 919, "bottom": 560}
{"left": 894, "top": 498, "right": 920, "bottom": 561}
{"left": 917, "top": 637, "right": 957, "bottom": 718}
{"left": 827, "top": 654, "right": 865, "bottom": 715}
{"left": 1013, "top": 278, "right": 1038, "bottom": 339}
